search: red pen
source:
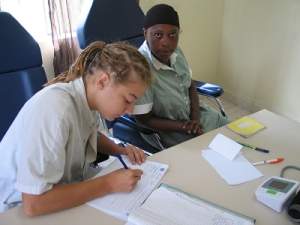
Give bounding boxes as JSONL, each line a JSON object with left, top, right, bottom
{"left": 252, "top": 157, "right": 284, "bottom": 166}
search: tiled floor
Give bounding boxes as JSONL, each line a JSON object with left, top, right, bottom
{"left": 199, "top": 95, "right": 250, "bottom": 121}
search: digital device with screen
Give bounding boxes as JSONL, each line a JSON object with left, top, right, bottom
{"left": 255, "top": 176, "right": 299, "bottom": 212}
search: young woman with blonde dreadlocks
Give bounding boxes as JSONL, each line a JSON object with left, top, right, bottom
{"left": 0, "top": 41, "right": 152, "bottom": 216}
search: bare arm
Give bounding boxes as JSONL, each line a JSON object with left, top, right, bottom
{"left": 189, "top": 80, "right": 200, "bottom": 121}
{"left": 97, "top": 132, "right": 126, "bottom": 155}
{"left": 187, "top": 80, "right": 203, "bottom": 135}
{"left": 135, "top": 110, "right": 202, "bottom": 136}
{"left": 22, "top": 168, "right": 143, "bottom": 216}
{"left": 135, "top": 112, "right": 185, "bottom": 132}
{"left": 97, "top": 132, "right": 145, "bottom": 164}
{"left": 135, "top": 81, "right": 202, "bottom": 135}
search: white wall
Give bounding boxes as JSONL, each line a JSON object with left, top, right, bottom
{"left": 140, "top": 0, "right": 224, "bottom": 82}
{"left": 218, "top": 0, "right": 300, "bottom": 122}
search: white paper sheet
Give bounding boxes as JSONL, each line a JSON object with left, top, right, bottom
{"left": 202, "top": 149, "right": 263, "bottom": 185}
{"left": 87, "top": 159, "right": 168, "bottom": 221}
{"left": 209, "top": 133, "right": 242, "bottom": 160}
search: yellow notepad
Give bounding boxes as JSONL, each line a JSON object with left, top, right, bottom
{"left": 227, "top": 116, "right": 265, "bottom": 137}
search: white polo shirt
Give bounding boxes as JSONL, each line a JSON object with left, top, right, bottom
{"left": 0, "top": 78, "right": 99, "bottom": 212}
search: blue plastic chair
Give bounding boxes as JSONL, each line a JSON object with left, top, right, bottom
{"left": 194, "top": 80, "right": 226, "bottom": 117}
{"left": 0, "top": 12, "right": 47, "bottom": 141}
{"left": 76, "top": 0, "right": 226, "bottom": 153}
{"left": 77, "top": 0, "right": 145, "bottom": 49}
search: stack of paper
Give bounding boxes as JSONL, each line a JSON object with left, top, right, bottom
{"left": 202, "top": 133, "right": 263, "bottom": 185}
{"left": 227, "top": 116, "right": 265, "bottom": 138}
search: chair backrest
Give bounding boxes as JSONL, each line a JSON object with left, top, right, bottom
{"left": 111, "top": 116, "right": 163, "bottom": 154}
{"left": 77, "top": 0, "right": 145, "bottom": 48}
{"left": 0, "top": 12, "right": 47, "bottom": 140}
{"left": 76, "top": 1, "right": 164, "bottom": 153}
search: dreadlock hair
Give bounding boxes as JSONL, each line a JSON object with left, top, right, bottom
{"left": 46, "top": 41, "right": 151, "bottom": 87}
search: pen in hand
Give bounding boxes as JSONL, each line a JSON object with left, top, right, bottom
{"left": 237, "top": 141, "right": 270, "bottom": 153}
{"left": 115, "top": 154, "right": 129, "bottom": 169}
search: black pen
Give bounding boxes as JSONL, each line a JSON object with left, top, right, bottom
{"left": 116, "top": 154, "right": 129, "bottom": 169}
{"left": 237, "top": 141, "right": 270, "bottom": 153}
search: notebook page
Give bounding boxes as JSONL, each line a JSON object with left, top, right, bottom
{"left": 87, "top": 160, "right": 168, "bottom": 221}
{"left": 127, "top": 185, "right": 254, "bottom": 225}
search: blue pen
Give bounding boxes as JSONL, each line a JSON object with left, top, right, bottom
{"left": 116, "top": 154, "right": 129, "bottom": 169}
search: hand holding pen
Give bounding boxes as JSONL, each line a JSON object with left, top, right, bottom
{"left": 107, "top": 158, "right": 143, "bottom": 192}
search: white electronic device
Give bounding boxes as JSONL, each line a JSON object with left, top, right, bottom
{"left": 255, "top": 176, "right": 299, "bottom": 212}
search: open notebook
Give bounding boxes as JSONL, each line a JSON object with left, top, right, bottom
{"left": 126, "top": 184, "right": 255, "bottom": 225}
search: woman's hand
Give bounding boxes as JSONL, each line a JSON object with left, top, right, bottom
{"left": 103, "top": 168, "right": 143, "bottom": 193}
{"left": 122, "top": 144, "right": 146, "bottom": 165}
{"left": 181, "top": 120, "right": 203, "bottom": 135}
